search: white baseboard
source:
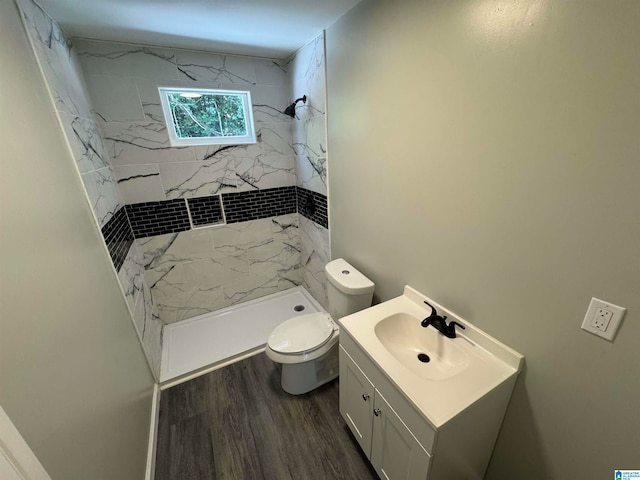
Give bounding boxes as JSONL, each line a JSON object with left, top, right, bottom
{"left": 145, "top": 384, "right": 161, "bottom": 480}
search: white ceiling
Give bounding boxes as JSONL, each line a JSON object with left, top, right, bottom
{"left": 36, "top": 0, "right": 363, "bottom": 59}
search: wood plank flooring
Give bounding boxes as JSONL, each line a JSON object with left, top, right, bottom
{"left": 155, "top": 352, "right": 379, "bottom": 480}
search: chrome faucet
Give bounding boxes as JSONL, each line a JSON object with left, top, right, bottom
{"left": 421, "top": 300, "right": 466, "bottom": 338}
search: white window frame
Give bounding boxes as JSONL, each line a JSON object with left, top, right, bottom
{"left": 158, "top": 87, "right": 256, "bottom": 147}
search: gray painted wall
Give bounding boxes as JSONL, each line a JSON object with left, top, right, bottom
{"left": 0, "top": 1, "right": 155, "bottom": 479}
{"left": 326, "top": 1, "right": 640, "bottom": 479}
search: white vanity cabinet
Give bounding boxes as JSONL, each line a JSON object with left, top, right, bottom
{"left": 340, "top": 344, "right": 375, "bottom": 454}
{"left": 339, "top": 327, "right": 520, "bottom": 480}
{"left": 340, "top": 341, "right": 432, "bottom": 480}
{"left": 370, "top": 389, "right": 431, "bottom": 480}
{"left": 340, "top": 345, "right": 431, "bottom": 479}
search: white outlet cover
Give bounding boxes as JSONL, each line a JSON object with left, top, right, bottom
{"left": 581, "top": 297, "right": 626, "bottom": 341}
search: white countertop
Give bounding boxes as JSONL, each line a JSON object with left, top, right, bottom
{"left": 338, "top": 286, "right": 524, "bottom": 427}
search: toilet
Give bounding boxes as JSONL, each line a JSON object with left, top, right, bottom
{"left": 265, "top": 258, "right": 375, "bottom": 395}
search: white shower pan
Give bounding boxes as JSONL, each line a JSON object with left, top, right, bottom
{"left": 160, "top": 286, "right": 325, "bottom": 384}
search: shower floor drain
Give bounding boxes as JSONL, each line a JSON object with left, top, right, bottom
{"left": 293, "top": 305, "right": 306, "bottom": 312}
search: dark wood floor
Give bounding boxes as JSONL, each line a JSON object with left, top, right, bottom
{"left": 155, "top": 352, "right": 379, "bottom": 480}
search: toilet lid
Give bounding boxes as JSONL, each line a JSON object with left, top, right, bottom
{"left": 268, "top": 313, "right": 335, "bottom": 354}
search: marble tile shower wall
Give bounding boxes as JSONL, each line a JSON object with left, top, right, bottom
{"left": 73, "top": 39, "right": 296, "bottom": 203}
{"left": 16, "top": 0, "right": 162, "bottom": 378}
{"left": 19, "top": 0, "right": 330, "bottom": 376}
{"left": 287, "top": 34, "right": 331, "bottom": 308}
{"left": 137, "top": 214, "right": 302, "bottom": 324}
{"left": 73, "top": 39, "right": 316, "bottom": 323}
{"left": 16, "top": 0, "right": 117, "bottom": 227}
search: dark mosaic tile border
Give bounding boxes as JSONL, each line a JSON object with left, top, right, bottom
{"left": 296, "top": 187, "right": 328, "bottom": 228}
{"left": 122, "top": 186, "right": 328, "bottom": 240}
{"left": 188, "top": 195, "right": 224, "bottom": 227}
{"left": 125, "top": 199, "right": 191, "bottom": 238}
{"left": 101, "top": 206, "right": 134, "bottom": 272}
{"left": 222, "top": 186, "right": 297, "bottom": 224}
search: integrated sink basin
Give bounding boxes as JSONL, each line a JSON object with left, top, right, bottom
{"left": 374, "top": 312, "right": 470, "bottom": 380}
{"left": 338, "top": 286, "right": 524, "bottom": 427}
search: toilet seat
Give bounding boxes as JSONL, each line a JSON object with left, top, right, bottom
{"left": 267, "top": 313, "right": 335, "bottom": 355}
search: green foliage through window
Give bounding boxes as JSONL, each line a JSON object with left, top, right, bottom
{"left": 159, "top": 87, "right": 256, "bottom": 146}
{"left": 168, "top": 92, "right": 247, "bottom": 139}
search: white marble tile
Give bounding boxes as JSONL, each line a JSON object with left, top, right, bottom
{"left": 140, "top": 229, "right": 248, "bottom": 324}
{"left": 172, "top": 218, "right": 301, "bottom": 317}
{"left": 136, "top": 78, "right": 165, "bottom": 123}
{"left": 244, "top": 237, "right": 301, "bottom": 281}
{"left": 154, "top": 304, "right": 180, "bottom": 325}
{"left": 299, "top": 214, "right": 330, "bottom": 309}
{"left": 17, "top": 0, "right": 93, "bottom": 118}
{"left": 288, "top": 32, "right": 328, "bottom": 196}
{"left": 251, "top": 85, "right": 291, "bottom": 124}
{"left": 175, "top": 290, "right": 224, "bottom": 322}
{"left": 59, "top": 113, "right": 109, "bottom": 173}
{"left": 254, "top": 58, "right": 288, "bottom": 86}
{"left": 288, "top": 33, "right": 326, "bottom": 118}
{"left": 175, "top": 51, "right": 257, "bottom": 85}
{"left": 134, "top": 277, "right": 163, "bottom": 378}
{"left": 241, "top": 218, "right": 300, "bottom": 263}
{"left": 117, "top": 245, "right": 144, "bottom": 313}
{"left": 219, "top": 272, "right": 296, "bottom": 309}
{"left": 271, "top": 215, "right": 302, "bottom": 287}
{"left": 101, "top": 121, "right": 195, "bottom": 166}
{"left": 224, "top": 216, "right": 302, "bottom": 300}
{"left": 177, "top": 256, "right": 252, "bottom": 320}
{"left": 294, "top": 114, "right": 327, "bottom": 195}
{"left": 135, "top": 215, "right": 306, "bottom": 322}
{"left": 270, "top": 213, "right": 300, "bottom": 242}
{"left": 115, "top": 243, "right": 152, "bottom": 351}
{"left": 84, "top": 74, "right": 146, "bottom": 122}
{"left": 158, "top": 229, "right": 217, "bottom": 262}
{"left": 138, "top": 233, "right": 193, "bottom": 272}
{"left": 113, "top": 164, "right": 166, "bottom": 204}
{"left": 81, "top": 167, "right": 122, "bottom": 227}
{"left": 192, "top": 122, "right": 293, "bottom": 162}
{"left": 138, "top": 230, "right": 224, "bottom": 283}
{"left": 158, "top": 158, "right": 237, "bottom": 199}
{"left": 74, "top": 39, "right": 179, "bottom": 81}
{"left": 235, "top": 155, "right": 296, "bottom": 191}
{"left": 285, "top": 31, "right": 331, "bottom": 306}
{"left": 183, "top": 254, "right": 250, "bottom": 288}
{"left": 259, "top": 123, "right": 295, "bottom": 157}
{"left": 210, "top": 218, "right": 270, "bottom": 249}
{"left": 192, "top": 143, "right": 252, "bottom": 163}
{"left": 145, "top": 263, "right": 189, "bottom": 325}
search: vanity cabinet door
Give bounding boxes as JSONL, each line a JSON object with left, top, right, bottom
{"left": 371, "top": 390, "right": 431, "bottom": 480}
{"left": 339, "top": 346, "right": 375, "bottom": 457}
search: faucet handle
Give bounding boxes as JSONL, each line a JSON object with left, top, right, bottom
{"left": 447, "top": 321, "right": 466, "bottom": 338}
{"left": 422, "top": 300, "right": 447, "bottom": 327}
{"left": 423, "top": 300, "right": 436, "bottom": 317}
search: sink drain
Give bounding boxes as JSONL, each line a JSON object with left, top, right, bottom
{"left": 293, "top": 305, "right": 306, "bottom": 312}
{"left": 417, "top": 353, "right": 430, "bottom": 363}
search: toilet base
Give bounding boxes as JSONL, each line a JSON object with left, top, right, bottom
{"left": 280, "top": 343, "right": 339, "bottom": 395}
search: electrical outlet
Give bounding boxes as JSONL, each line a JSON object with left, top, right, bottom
{"left": 591, "top": 308, "right": 612, "bottom": 331}
{"left": 581, "top": 298, "right": 626, "bottom": 341}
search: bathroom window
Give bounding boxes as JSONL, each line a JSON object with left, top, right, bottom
{"left": 158, "top": 87, "right": 256, "bottom": 146}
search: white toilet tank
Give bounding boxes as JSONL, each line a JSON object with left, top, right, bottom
{"left": 325, "top": 258, "right": 375, "bottom": 319}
